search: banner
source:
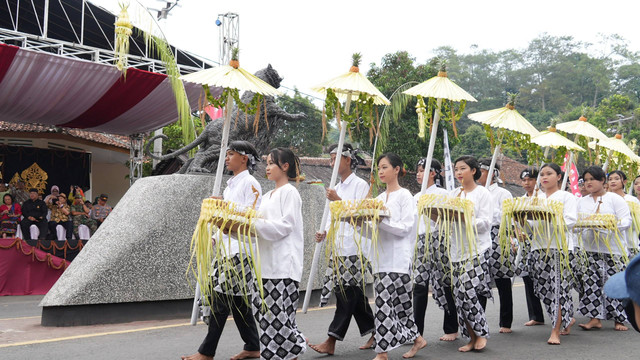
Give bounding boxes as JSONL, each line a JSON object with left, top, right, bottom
{"left": 443, "top": 128, "right": 455, "bottom": 191}
{"left": 561, "top": 153, "right": 581, "bottom": 197}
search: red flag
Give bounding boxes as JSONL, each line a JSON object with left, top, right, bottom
{"left": 561, "top": 153, "right": 581, "bottom": 197}
{"left": 204, "top": 105, "right": 223, "bottom": 121}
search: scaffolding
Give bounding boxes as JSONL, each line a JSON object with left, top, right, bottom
{"left": 217, "top": 12, "right": 239, "bottom": 65}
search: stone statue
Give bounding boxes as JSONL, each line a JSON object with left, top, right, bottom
{"left": 146, "top": 65, "right": 306, "bottom": 174}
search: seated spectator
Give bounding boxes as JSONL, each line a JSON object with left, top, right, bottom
{"left": 10, "top": 180, "right": 29, "bottom": 205}
{"left": 91, "top": 194, "right": 112, "bottom": 228}
{"left": 70, "top": 196, "right": 97, "bottom": 239}
{"left": 20, "top": 189, "right": 48, "bottom": 240}
{"left": 0, "top": 183, "right": 9, "bottom": 200}
{"left": 44, "top": 185, "right": 60, "bottom": 204}
{"left": 46, "top": 192, "right": 73, "bottom": 241}
{"left": 68, "top": 185, "right": 86, "bottom": 204}
{"left": 1, "top": 193, "right": 21, "bottom": 238}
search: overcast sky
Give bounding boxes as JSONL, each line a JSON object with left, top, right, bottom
{"left": 93, "top": 0, "right": 640, "bottom": 100}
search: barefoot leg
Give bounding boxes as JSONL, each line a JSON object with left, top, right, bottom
{"left": 458, "top": 322, "right": 476, "bottom": 352}
{"left": 439, "top": 332, "right": 458, "bottom": 341}
{"left": 614, "top": 322, "right": 628, "bottom": 331}
{"left": 372, "top": 352, "right": 388, "bottom": 360}
{"left": 359, "top": 335, "right": 374, "bottom": 350}
{"left": 499, "top": 327, "right": 512, "bottom": 334}
{"left": 474, "top": 336, "right": 487, "bottom": 351}
{"left": 230, "top": 349, "right": 260, "bottom": 360}
{"left": 309, "top": 336, "right": 337, "bottom": 355}
{"left": 402, "top": 336, "right": 427, "bottom": 358}
{"left": 181, "top": 353, "right": 213, "bottom": 360}
{"left": 524, "top": 320, "right": 544, "bottom": 326}
{"left": 578, "top": 318, "right": 602, "bottom": 330}
{"left": 560, "top": 318, "right": 575, "bottom": 335}
{"left": 548, "top": 306, "right": 562, "bottom": 345}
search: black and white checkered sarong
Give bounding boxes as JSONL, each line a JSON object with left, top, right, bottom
{"left": 452, "top": 253, "right": 492, "bottom": 339}
{"left": 515, "top": 240, "right": 532, "bottom": 278}
{"left": 529, "top": 249, "right": 575, "bottom": 329}
{"left": 373, "top": 272, "right": 419, "bottom": 353}
{"left": 577, "top": 252, "right": 627, "bottom": 323}
{"left": 211, "top": 253, "right": 254, "bottom": 297}
{"left": 415, "top": 232, "right": 452, "bottom": 312}
{"left": 253, "top": 278, "right": 306, "bottom": 360}
{"left": 486, "top": 225, "right": 515, "bottom": 280}
{"left": 319, "top": 254, "right": 370, "bottom": 307}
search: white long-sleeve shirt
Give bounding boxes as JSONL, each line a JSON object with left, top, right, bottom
{"left": 254, "top": 183, "right": 305, "bottom": 281}
{"left": 530, "top": 190, "right": 577, "bottom": 251}
{"left": 624, "top": 194, "right": 640, "bottom": 251}
{"left": 448, "top": 185, "right": 494, "bottom": 262}
{"left": 577, "top": 192, "right": 631, "bottom": 256}
{"left": 327, "top": 173, "right": 371, "bottom": 257}
{"left": 487, "top": 183, "right": 513, "bottom": 227}
{"left": 414, "top": 184, "right": 449, "bottom": 236}
{"left": 368, "top": 188, "right": 416, "bottom": 274}
{"left": 218, "top": 170, "right": 262, "bottom": 256}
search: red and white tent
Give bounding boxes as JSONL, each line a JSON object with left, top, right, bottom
{"left": 0, "top": 43, "right": 219, "bottom": 136}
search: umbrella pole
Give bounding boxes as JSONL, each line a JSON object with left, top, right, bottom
{"left": 420, "top": 98, "right": 443, "bottom": 194}
{"left": 561, "top": 151, "right": 574, "bottom": 191}
{"left": 603, "top": 149, "right": 613, "bottom": 172}
{"left": 484, "top": 143, "right": 501, "bottom": 188}
{"left": 302, "top": 95, "right": 352, "bottom": 313}
{"left": 189, "top": 94, "right": 234, "bottom": 325}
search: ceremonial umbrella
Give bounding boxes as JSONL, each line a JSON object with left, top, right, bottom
{"left": 402, "top": 64, "right": 476, "bottom": 193}
{"left": 530, "top": 123, "right": 584, "bottom": 190}
{"left": 588, "top": 133, "right": 640, "bottom": 172}
{"left": 180, "top": 49, "right": 282, "bottom": 324}
{"left": 468, "top": 94, "right": 539, "bottom": 187}
{"left": 555, "top": 115, "right": 608, "bottom": 164}
{"left": 301, "top": 54, "right": 389, "bottom": 313}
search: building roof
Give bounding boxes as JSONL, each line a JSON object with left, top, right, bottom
{"left": 0, "top": 121, "right": 130, "bottom": 150}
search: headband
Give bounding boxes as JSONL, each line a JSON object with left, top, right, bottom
{"left": 228, "top": 147, "right": 259, "bottom": 172}
{"left": 480, "top": 164, "right": 503, "bottom": 184}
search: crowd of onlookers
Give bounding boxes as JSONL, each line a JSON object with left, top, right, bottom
{"left": 0, "top": 181, "right": 112, "bottom": 240}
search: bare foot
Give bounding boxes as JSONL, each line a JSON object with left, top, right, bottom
{"left": 579, "top": 318, "right": 602, "bottom": 330}
{"left": 402, "top": 336, "right": 427, "bottom": 358}
{"left": 230, "top": 350, "right": 259, "bottom": 360}
{"left": 372, "top": 352, "right": 388, "bottom": 360}
{"left": 560, "top": 318, "right": 575, "bottom": 335}
{"left": 439, "top": 332, "right": 458, "bottom": 341}
{"left": 458, "top": 339, "right": 475, "bottom": 352}
{"left": 499, "top": 327, "right": 512, "bottom": 333}
{"left": 614, "top": 322, "right": 628, "bottom": 331}
{"left": 359, "top": 335, "right": 374, "bottom": 350}
{"left": 547, "top": 331, "right": 561, "bottom": 345}
{"left": 524, "top": 320, "right": 544, "bottom": 326}
{"left": 309, "top": 337, "right": 336, "bottom": 355}
{"left": 181, "top": 353, "right": 213, "bottom": 360}
{"left": 473, "top": 337, "right": 487, "bottom": 351}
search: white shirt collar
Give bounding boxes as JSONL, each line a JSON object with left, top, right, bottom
{"left": 227, "top": 169, "right": 250, "bottom": 188}
{"left": 339, "top": 172, "right": 357, "bottom": 186}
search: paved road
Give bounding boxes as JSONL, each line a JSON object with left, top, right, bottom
{"left": 0, "top": 281, "right": 637, "bottom": 360}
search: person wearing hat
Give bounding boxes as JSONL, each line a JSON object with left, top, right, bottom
{"left": 44, "top": 185, "right": 60, "bottom": 204}
{"left": 19, "top": 188, "right": 48, "bottom": 240}
{"left": 605, "top": 254, "right": 640, "bottom": 333}
{"left": 478, "top": 158, "right": 515, "bottom": 334}
{"left": 91, "top": 194, "right": 112, "bottom": 228}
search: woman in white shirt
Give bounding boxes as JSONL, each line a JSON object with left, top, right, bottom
{"left": 365, "top": 153, "right": 426, "bottom": 360}
{"left": 608, "top": 170, "right": 640, "bottom": 257}
{"left": 309, "top": 143, "right": 375, "bottom": 355}
{"left": 412, "top": 158, "right": 459, "bottom": 342}
{"left": 524, "top": 162, "right": 577, "bottom": 345}
{"left": 478, "top": 158, "right": 515, "bottom": 334}
{"left": 183, "top": 140, "right": 262, "bottom": 360}
{"left": 252, "top": 148, "right": 306, "bottom": 360}
{"left": 577, "top": 166, "right": 631, "bottom": 332}
{"left": 448, "top": 155, "right": 493, "bottom": 352}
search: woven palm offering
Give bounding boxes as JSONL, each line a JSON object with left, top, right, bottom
{"left": 575, "top": 212, "right": 628, "bottom": 264}
{"left": 575, "top": 213, "right": 617, "bottom": 229}
{"left": 418, "top": 193, "right": 476, "bottom": 251}
{"left": 627, "top": 201, "right": 640, "bottom": 236}
{"left": 330, "top": 199, "right": 390, "bottom": 222}
{"left": 189, "top": 194, "right": 264, "bottom": 307}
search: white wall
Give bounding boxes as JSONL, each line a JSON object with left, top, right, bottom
{"left": 90, "top": 161, "right": 129, "bottom": 206}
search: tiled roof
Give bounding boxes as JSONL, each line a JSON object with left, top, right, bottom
{"left": 0, "top": 121, "right": 130, "bottom": 149}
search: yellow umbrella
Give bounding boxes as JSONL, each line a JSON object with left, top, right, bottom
{"left": 531, "top": 127, "right": 584, "bottom": 152}
{"left": 181, "top": 65, "right": 282, "bottom": 97}
{"left": 555, "top": 115, "right": 608, "bottom": 141}
{"left": 468, "top": 94, "right": 539, "bottom": 187}
{"left": 303, "top": 54, "right": 387, "bottom": 313}
{"left": 589, "top": 134, "right": 640, "bottom": 171}
{"left": 401, "top": 64, "right": 476, "bottom": 193}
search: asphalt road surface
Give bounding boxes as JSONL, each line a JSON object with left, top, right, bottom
{"left": 1, "top": 280, "right": 637, "bottom": 360}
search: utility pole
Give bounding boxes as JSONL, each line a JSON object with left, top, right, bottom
{"left": 216, "top": 13, "right": 239, "bottom": 64}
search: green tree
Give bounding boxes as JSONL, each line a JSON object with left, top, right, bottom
{"left": 451, "top": 124, "right": 492, "bottom": 160}
{"left": 271, "top": 89, "right": 326, "bottom": 156}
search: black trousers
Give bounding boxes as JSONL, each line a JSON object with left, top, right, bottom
{"left": 523, "top": 275, "right": 545, "bottom": 323}
{"left": 494, "top": 278, "right": 513, "bottom": 328}
{"left": 19, "top": 219, "right": 47, "bottom": 240}
{"left": 328, "top": 285, "right": 375, "bottom": 340}
{"left": 48, "top": 221, "right": 73, "bottom": 240}
{"left": 198, "top": 292, "right": 260, "bottom": 357}
{"left": 413, "top": 284, "right": 459, "bottom": 335}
